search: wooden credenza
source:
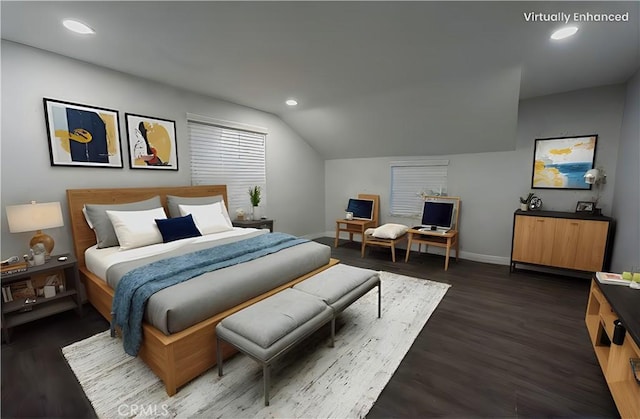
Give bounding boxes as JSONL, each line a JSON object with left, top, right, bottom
{"left": 510, "top": 210, "right": 614, "bottom": 273}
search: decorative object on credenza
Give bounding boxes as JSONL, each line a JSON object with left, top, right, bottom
{"left": 125, "top": 113, "right": 178, "bottom": 170}
{"left": 5, "top": 201, "right": 64, "bottom": 258}
{"left": 575, "top": 201, "right": 596, "bottom": 213}
{"left": 531, "top": 134, "right": 597, "bottom": 190}
{"left": 528, "top": 196, "right": 543, "bottom": 211}
{"left": 235, "top": 208, "right": 246, "bottom": 221}
{"left": 519, "top": 192, "right": 534, "bottom": 211}
{"left": 43, "top": 98, "right": 123, "bottom": 168}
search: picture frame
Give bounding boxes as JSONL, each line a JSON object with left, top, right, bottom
{"left": 531, "top": 135, "right": 598, "bottom": 190}
{"left": 125, "top": 113, "right": 178, "bottom": 170}
{"left": 575, "top": 201, "right": 595, "bottom": 213}
{"left": 43, "top": 98, "right": 123, "bottom": 168}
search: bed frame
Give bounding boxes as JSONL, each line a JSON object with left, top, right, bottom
{"left": 67, "top": 185, "right": 338, "bottom": 396}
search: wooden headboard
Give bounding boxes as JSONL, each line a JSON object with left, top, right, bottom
{"left": 66, "top": 185, "right": 228, "bottom": 268}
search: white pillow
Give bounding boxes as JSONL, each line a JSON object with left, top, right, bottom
{"left": 179, "top": 201, "right": 234, "bottom": 235}
{"left": 106, "top": 207, "right": 167, "bottom": 250}
{"left": 372, "top": 223, "right": 409, "bottom": 239}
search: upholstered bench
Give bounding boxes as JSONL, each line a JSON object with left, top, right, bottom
{"left": 293, "top": 264, "right": 381, "bottom": 319}
{"left": 216, "top": 288, "right": 333, "bottom": 406}
{"left": 216, "top": 264, "right": 381, "bottom": 406}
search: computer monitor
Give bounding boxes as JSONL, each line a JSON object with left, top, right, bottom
{"left": 346, "top": 198, "right": 374, "bottom": 220}
{"left": 420, "top": 200, "right": 455, "bottom": 231}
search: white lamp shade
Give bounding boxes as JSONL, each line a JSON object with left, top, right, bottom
{"left": 6, "top": 201, "right": 64, "bottom": 233}
{"left": 584, "top": 169, "right": 600, "bottom": 185}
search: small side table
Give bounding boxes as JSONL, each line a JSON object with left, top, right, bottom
{"left": 1, "top": 254, "right": 82, "bottom": 343}
{"left": 405, "top": 228, "right": 459, "bottom": 270}
{"left": 232, "top": 219, "right": 274, "bottom": 232}
{"left": 335, "top": 219, "right": 376, "bottom": 254}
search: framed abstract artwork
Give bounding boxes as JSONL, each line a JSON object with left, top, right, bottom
{"left": 531, "top": 135, "right": 597, "bottom": 190}
{"left": 125, "top": 113, "right": 178, "bottom": 170}
{"left": 43, "top": 98, "right": 123, "bottom": 168}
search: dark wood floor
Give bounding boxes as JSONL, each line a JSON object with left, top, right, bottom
{"left": 1, "top": 237, "right": 618, "bottom": 418}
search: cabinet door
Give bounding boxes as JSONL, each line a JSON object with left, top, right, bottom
{"left": 552, "top": 219, "right": 608, "bottom": 271}
{"left": 512, "top": 215, "right": 556, "bottom": 265}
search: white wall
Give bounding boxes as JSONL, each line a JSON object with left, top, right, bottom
{"left": 610, "top": 70, "right": 640, "bottom": 272}
{"left": 1, "top": 41, "right": 325, "bottom": 259}
{"left": 325, "top": 84, "right": 626, "bottom": 264}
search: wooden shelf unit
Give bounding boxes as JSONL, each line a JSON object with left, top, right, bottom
{"left": 1, "top": 254, "right": 82, "bottom": 342}
{"left": 585, "top": 279, "right": 640, "bottom": 418}
{"left": 511, "top": 210, "right": 614, "bottom": 273}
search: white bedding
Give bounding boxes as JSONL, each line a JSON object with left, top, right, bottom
{"left": 85, "top": 227, "right": 262, "bottom": 280}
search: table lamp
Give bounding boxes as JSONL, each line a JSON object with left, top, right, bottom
{"left": 584, "top": 167, "right": 606, "bottom": 216}
{"left": 6, "top": 201, "right": 64, "bottom": 258}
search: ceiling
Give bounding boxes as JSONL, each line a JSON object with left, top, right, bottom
{"left": 2, "top": 1, "right": 638, "bottom": 159}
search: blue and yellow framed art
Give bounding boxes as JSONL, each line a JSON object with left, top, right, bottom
{"left": 531, "top": 135, "right": 597, "bottom": 190}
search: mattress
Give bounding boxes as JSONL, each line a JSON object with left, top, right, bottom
{"left": 85, "top": 229, "right": 331, "bottom": 335}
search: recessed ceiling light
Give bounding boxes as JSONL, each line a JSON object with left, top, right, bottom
{"left": 285, "top": 99, "right": 298, "bottom": 106}
{"left": 550, "top": 26, "right": 578, "bottom": 40}
{"left": 63, "top": 19, "right": 95, "bottom": 35}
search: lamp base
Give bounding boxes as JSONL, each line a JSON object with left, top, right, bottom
{"left": 30, "top": 230, "right": 54, "bottom": 258}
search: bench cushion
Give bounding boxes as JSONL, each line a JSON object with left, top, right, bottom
{"left": 217, "top": 288, "right": 332, "bottom": 361}
{"left": 293, "top": 264, "right": 379, "bottom": 313}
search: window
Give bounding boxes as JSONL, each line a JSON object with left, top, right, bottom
{"left": 188, "top": 115, "right": 267, "bottom": 214}
{"left": 389, "top": 160, "right": 449, "bottom": 217}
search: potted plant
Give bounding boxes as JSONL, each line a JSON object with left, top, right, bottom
{"left": 519, "top": 192, "right": 534, "bottom": 211}
{"left": 248, "top": 186, "right": 261, "bottom": 219}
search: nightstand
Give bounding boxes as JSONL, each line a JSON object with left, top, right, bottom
{"left": 232, "top": 219, "right": 274, "bottom": 232}
{"left": 1, "top": 254, "right": 82, "bottom": 342}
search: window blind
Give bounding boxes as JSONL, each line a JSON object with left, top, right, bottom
{"left": 188, "top": 120, "right": 266, "bottom": 214}
{"left": 389, "top": 160, "right": 449, "bottom": 216}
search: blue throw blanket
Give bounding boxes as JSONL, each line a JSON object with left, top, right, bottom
{"left": 112, "top": 232, "right": 309, "bottom": 356}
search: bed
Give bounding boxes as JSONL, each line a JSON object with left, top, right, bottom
{"left": 67, "top": 185, "right": 338, "bottom": 395}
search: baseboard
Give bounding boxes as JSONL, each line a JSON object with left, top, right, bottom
{"left": 325, "top": 233, "right": 511, "bottom": 266}
{"left": 458, "top": 251, "right": 510, "bottom": 266}
{"left": 302, "top": 231, "right": 331, "bottom": 240}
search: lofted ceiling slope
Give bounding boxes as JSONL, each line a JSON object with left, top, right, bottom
{"left": 2, "top": 1, "right": 638, "bottom": 159}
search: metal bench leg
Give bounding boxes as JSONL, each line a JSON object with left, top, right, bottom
{"left": 330, "top": 318, "right": 335, "bottom": 347}
{"left": 217, "top": 338, "right": 224, "bottom": 376}
{"left": 378, "top": 281, "right": 382, "bottom": 318}
{"left": 264, "top": 364, "right": 271, "bottom": 406}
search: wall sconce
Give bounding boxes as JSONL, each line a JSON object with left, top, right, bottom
{"left": 583, "top": 167, "right": 606, "bottom": 215}
{"left": 584, "top": 168, "right": 606, "bottom": 186}
{"left": 6, "top": 201, "right": 64, "bottom": 258}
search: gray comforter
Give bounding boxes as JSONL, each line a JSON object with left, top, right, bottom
{"left": 106, "top": 231, "right": 331, "bottom": 335}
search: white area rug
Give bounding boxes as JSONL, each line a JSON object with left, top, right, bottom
{"left": 63, "top": 271, "right": 450, "bottom": 418}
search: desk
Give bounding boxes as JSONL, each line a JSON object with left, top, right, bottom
{"left": 335, "top": 219, "right": 376, "bottom": 254}
{"left": 405, "top": 228, "right": 459, "bottom": 270}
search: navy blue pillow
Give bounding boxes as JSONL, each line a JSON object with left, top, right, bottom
{"left": 155, "top": 214, "right": 202, "bottom": 243}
